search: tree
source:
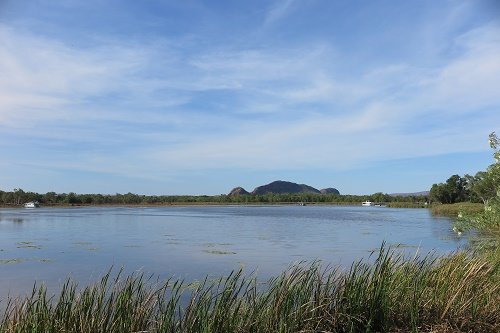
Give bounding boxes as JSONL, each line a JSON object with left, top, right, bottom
{"left": 446, "top": 175, "right": 468, "bottom": 203}
{"left": 429, "top": 175, "right": 469, "bottom": 204}
{"left": 462, "top": 132, "right": 500, "bottom": 206}
{"left": 455, "top": 132, "right": 500, "bottom": 232}
{"left": 465, "top": 171, "right": 496, "bottom": 205}
{"left": 13, "top": 188, "right": 26, "bottom": 205}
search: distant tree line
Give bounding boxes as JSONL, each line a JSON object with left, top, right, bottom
{"left": 429, "top": 175, "right": 472, "bottom": 204}
{"left": 0, "top": 189, "right": 427, "bottom": 206}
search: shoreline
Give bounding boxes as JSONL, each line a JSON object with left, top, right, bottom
{"left": 1, "top": 202, "right": 483, "bottom": 218}
{"left": 0, "top": 201, "right": 365, "bottom": 209}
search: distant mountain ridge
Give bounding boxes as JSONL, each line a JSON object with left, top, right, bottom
{"left": 389, "top": 191, "right": 429, "bottom": 197}
{"left": 228, "top": 180, "right": 340, "bottom": 196}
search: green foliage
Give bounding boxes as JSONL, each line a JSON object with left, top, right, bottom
{"left": 456, "top": 197, "right": 500, "bottom": 232}
{"left": 465, "top": 170, "right": 498, "bottom": 205}
{"left": 430, "top": 133, "right": 500, "bottom": 206}
{"left": 429, "top": 174, "right": 470, "bottom": 204}
{"left": 0, "top": 190, "right": 427, "bottom": 206}
{"left": 455, "top": 132, "right": 500, "bottom": 241}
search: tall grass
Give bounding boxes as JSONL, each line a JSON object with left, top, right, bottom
{"left": 431, "top": 202, "right": 484, "bottom": 216}
{"left": 386, "top": 202, "right": 427, "bottom": 208}
{"left": 1, "top": 245, "right": 499, "bottom": 333}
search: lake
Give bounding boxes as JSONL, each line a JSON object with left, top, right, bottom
{"left": 0, "top": 205, "right": 465, "bottom": 300}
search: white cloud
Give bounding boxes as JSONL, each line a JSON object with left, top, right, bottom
{"left": 1, "top": 20, "right": 499, "bottom": 182}
{"left": 147, "top": 23, "right": 500, "bottom": 171}
{"left": 424, "top": 24, "right": 500, "bottom": 110}
{"left": 264, "top": 0, "right": 297, "bottom": 25}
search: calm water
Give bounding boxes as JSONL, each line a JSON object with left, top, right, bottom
{"left": 0, "top": 205, "right": 464, "bottom": 299}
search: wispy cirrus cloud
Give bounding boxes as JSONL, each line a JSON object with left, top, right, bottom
{"left": 264, "top": 0, "right": 297, "bottom": 25}
{"left": 0, "top": 1, "right": 499, "bottom": 194}
{"left": 2, "top": 22, "right": 499, "bottom": 161}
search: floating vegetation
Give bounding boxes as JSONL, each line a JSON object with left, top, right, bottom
{"left": 0, "top": 258, "right": 23, "bottom": 264}
{"left": 16, "top": 242, "right": 42, "bottom": 250}
{"left": 17, "top": 245, "right": 42, "bottom": 250}
{"left": 203, "top": 249, "right": 237, "bottom": 255}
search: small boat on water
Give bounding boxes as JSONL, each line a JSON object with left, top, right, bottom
{"left": 361, "top": 201, "right": 374, "bottom": 206}
{"left": 24, "top": 201, "right": 40, "bottom": 208}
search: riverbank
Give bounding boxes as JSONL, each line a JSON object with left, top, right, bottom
{"left": 430, "top": 202, "right": 484, "bottom": 216}
{"left": 1, "top": 245, "right": 498, "bottom": 333}
{"left": 0, "top": 201, "right": 375, "bottom": 208}
{"left": 3, "top": 202, "right": 480, "bottom": 214}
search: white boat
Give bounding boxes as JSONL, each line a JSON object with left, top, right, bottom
{"left": 361, "top": 201, "right": 374, "bottom": 206}
{"left": 24, "top": 201, "right": 40, "bottom": 208}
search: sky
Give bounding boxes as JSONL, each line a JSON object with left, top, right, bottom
{"left": 0, "top": 0, "right": 499, "bottom": 195}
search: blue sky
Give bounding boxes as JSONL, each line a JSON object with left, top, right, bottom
{"left": 0, "top": 0, "right": 499, "bottom": 195}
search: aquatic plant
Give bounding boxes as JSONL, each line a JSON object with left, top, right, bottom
{"left": 430, "top": 202, "right": 484, "bottom": 216}
{"left": 1, "top": 245, "right": 498, "bottom": 333}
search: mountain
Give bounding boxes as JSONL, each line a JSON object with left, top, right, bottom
{"left": 228, "top": 187, "right": 250, "bottom": 195}
{"left": 320, "top": 188, "right": 340, "bottom": 195}
{"left": 251, "top": 180, "right": 321, "bottom": 195}
{"left": 228, "top": 180, "right": 341, "bottom": 196}
{"left": 389, "top": 191, "right": 429, "bottom": 197}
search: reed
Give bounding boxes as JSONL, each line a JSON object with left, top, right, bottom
{"left": 386, "top": 202, "right": 427, "bottom": 208}
{"left": 1, "top": 245, "right": 499, "bottom": 333}
{"left": 431, "top": 202, "right": 484, "bottom": 216}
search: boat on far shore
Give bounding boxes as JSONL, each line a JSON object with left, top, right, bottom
{"left": 24, "top": 201, "right": 40, "bottom": 208}
{"left": 361, "top": 201, "right": 374, "bottom": 206}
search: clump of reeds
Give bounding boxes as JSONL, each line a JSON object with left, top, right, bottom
{"left": 386, "top": 202, "right": 428, "bottom": 208}
{"left": 431, "top": 202, "right": 484, "bottom": 216}
{"left": 1, "top": 245, "right": 499, "bottom": 333}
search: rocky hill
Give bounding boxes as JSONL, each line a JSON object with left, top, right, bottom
{"left": 228, "top": 187, "right": 250, "bottom": 195}
{"left": 228, "top": 180, "right": 340, "bottom": 196}
{"left": 252, "top": 181, "right": 320, "bottom": 195}
{"left": 320, "top": 188, "right": 340, "bottom": 195}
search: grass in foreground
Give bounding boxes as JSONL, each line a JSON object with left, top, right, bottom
{"left": 1, "top": 246, "right": 499, "bottom": 333}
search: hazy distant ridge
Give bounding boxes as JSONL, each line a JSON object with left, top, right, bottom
{"left": 389, "top": 191, "right": 429, "bottom": 197}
